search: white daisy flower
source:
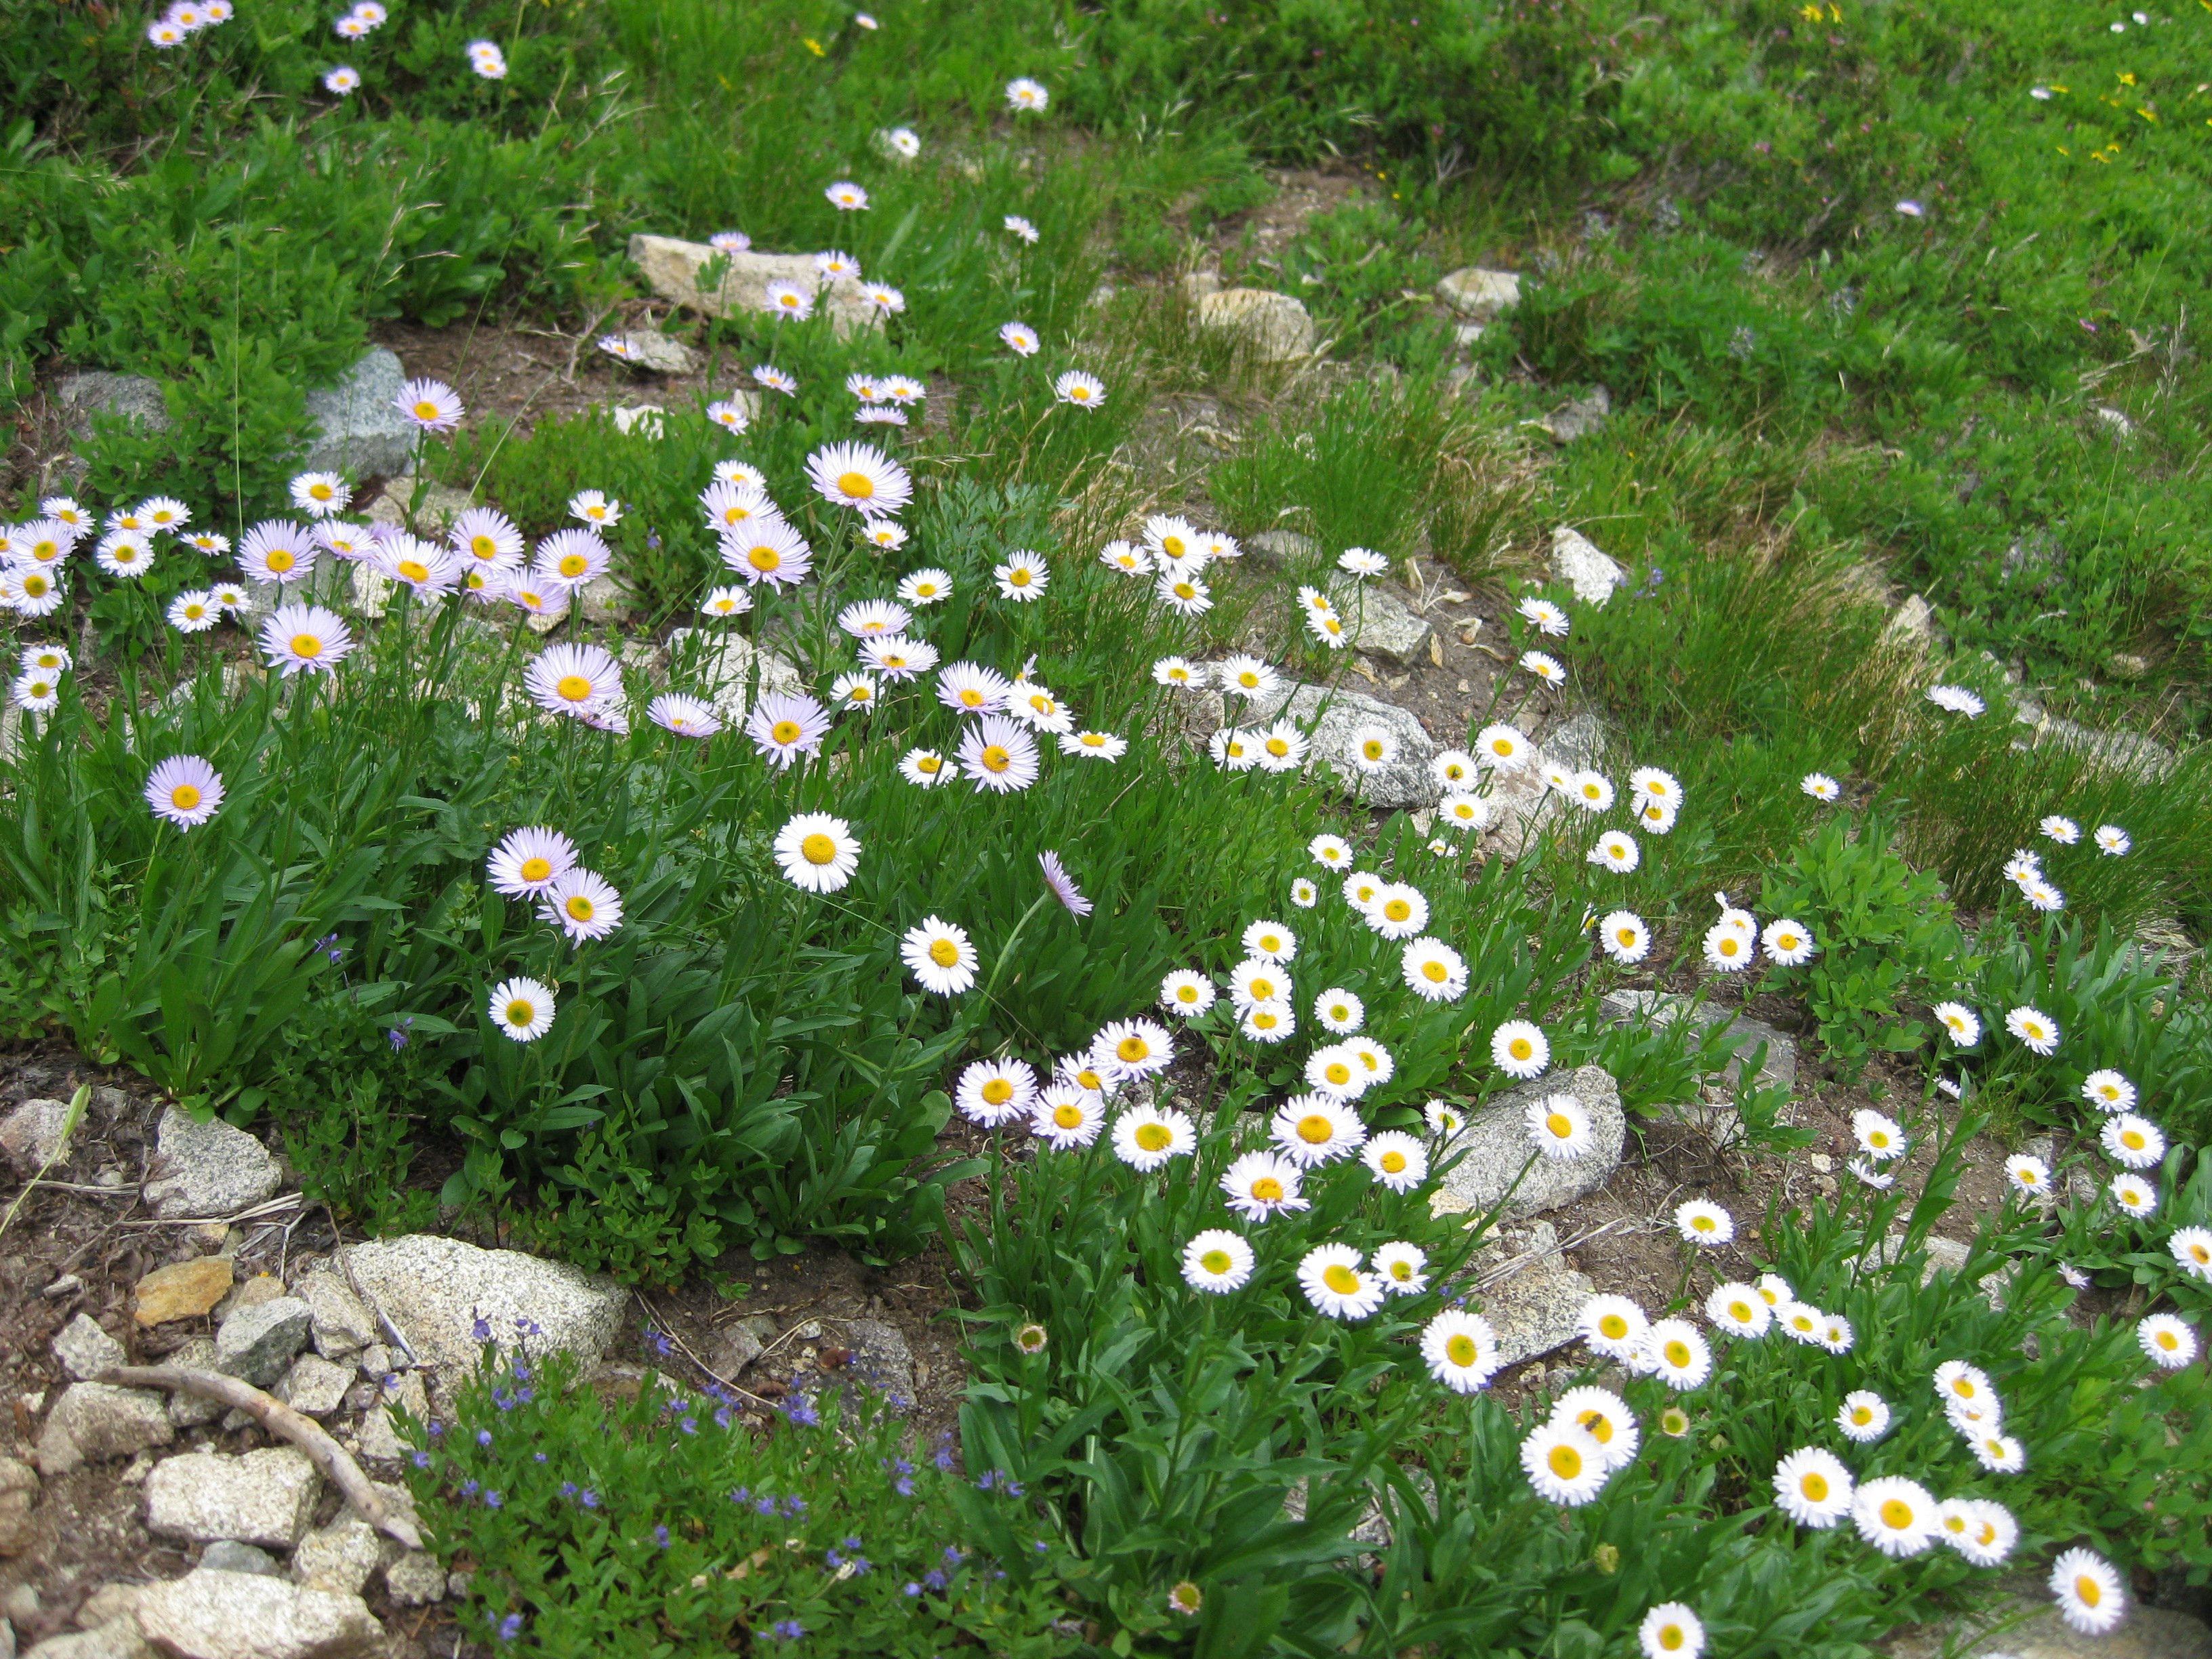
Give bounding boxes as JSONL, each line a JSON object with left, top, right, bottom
{"left": 488, "top": 977, "right": 556, "bottom": 1042}
{"left": 1526, "top": 1093, "right": 1593, "bottom": 1161}
{"left": 1420, "top": 1310, "right": 1500, "bottom": 1392}
{"left": 1674, "top": 1199, "right": 1733, "bottom": 1247}
{"left": 1363, "top": 1132, "right": 1428, "bottom": 1193}
{"left": 1637, "top": 1605, "right": 1704, "bottom": 1659}
{"left": 2004, "top": 1005, "right": 2059, "bottom": 1053}
{"left": 1520, "top": 1420, "right": 1609, "bottom": 1506}
{"left": 1704, "top": 1282, "right": 1771, "bottom": 1339}
{"left": 1579, "top": 1294, "right": 1647, "bottom": 1360}
{"left": 1853, "top": 1475, "right": 1940, "bottom": 1557}
{"left": 1643, "top": 1319, "right": 1714, "bottom": 1389}
{"left": 1181, "top": 1229, "right": 1254, "bottom": 1293}
{"left": 1491, "top": 1020, "right": 1549, "bottom": 1078}
{"left": 1053, "top": 370, "right": 1106, "bottom": 409}
{"left": 1837, "top": 1390, "right": 1891, "bottom": 1443}
{"left": 1298, "top": 1244, "right": 1386, "bottom": 1320}
{"left": 539, "top": 868, "right": 622, "bottom": 942}
{"left": 1221, "top": 1150, "right": 1308, "bottom": 1221}
{"left": 1112, "top": 1104, "right": 1197, "bottom": 1170}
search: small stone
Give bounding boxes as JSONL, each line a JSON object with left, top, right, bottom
{"left": 1476, "top": 756, "right": 1567, "bottom": 862}
{"left": 834, "top": 1317, "right": 916, "bottom": 1406}
{"left": 1, "top": 1099, "right": 74, "bottom": 1177}
{"left": 75, "top": 1584, "right": 150, "bottom": 1631}
{"left": 293, "top": 1272, "right": 373, "bottom": 1360}
{"left": 2035, "top": 716, "right": 2176, "bottom": 782}
{"left": 1548, "top": 526, "right": 1627, "bottom": 607}
{"left": 142, "top": 1108, "right": 281, "bottom": 1222}
{"left": 611, "top": 404, "right": 665, "bottom": 438}
{"left": 1808, "top": 1153, "right": 1833, "bottom": 1174}
{"left": 5, "top": 1586, "right": 37, "bottom": 1622}
{"left": 1430, "top": 1067, "right": 1626, "bottom": 1223}
{"left": 201, "top": 1542, "right": 282, "bottom": 1577}
{"left": 41, "top": 1273, "right": 84, "bottom": 1300}
{"left": 163, "top": 1340, "right": 223, "bottom": 1428}
{"left": 1885, "top": 593, "right": 1938, "bottom": 647}
{"left": 600, "top": 333, "right": 699, "bottom": 375}
{"left": 628, "top": 234, "right": 878, "bottom": 337}
{"left": 276, "top": 1355, "right": 351, "bottom": 1419}
{"left": 352, "top": 1345, "right": 390, "bottom": 1382}
{"left": 1469, "top": 1222, "right": 1597, "bottom": 1367}
{"left": 1437, "top": 267, "right": 1521, "bottom": 323}
{"left": 35, "top": 1384, "right": 174, "bottom": 1477}
{"left": 578, "top": 574, "right": 630, "bottom": 625}
{"left": 1887, "top": 1589, "right": 2212, "bottom": 1659}
{"left": 2107, "top": 651, "right": 2149, "bottom": 681}
{"left": 1539, "top": 385, "right": 1611, "bottom": 443}
{"left": 53, "top": 1313, "right": 128, "bottom": 1381}
{"left": 705, "top": 1324, "right": 765, "bottom": 1376}
{"left": 1599, "top": 991, "right": 1796, "bottom": 1100}
{"left": 215, "top": 1298, "right": 312, "bottom": 1389}
{"left": 135, "top": 1568, "right": 382, "bottom": 1659}
{"left": 134, "top": 1258, "right": 234, "bottom": 1327}
{"left": 292, "top": 1517, "right": 390, "bottom": 1597}
{"left": 145, "top": 1448, "right": 321, "bottom": 1549}
{"left": 0, "top": 1454, "right": 37, "bottom": 1557}
{"left": 1325, "top": 577, "right": 1433, "bottom": 667}
{"left": 298, "top": 348, "right": 417, "bottom": 479}
{"left": 1242, "top": 682, "right": 1437, "bottom": 810}
{"left": 445, "top": 1572, "right": 472, "bottom": 1601}
{"left": 382, "top": 1551, "right": 446, "bottom": 1607}
{"left": 335, "top": 1233, "right": 625, "bottom": 1389}
{"left": 638, "top": 630, "right": 802, "bottom": 724}
{"left": 1195, "top": 289, "right": 1316, "bottom": 362}
{"left": 1243, "top": 530, "right": 1320, "bottom": 570}
{"left": 354, "top": 1374, "right": 428, "bottom": 1463}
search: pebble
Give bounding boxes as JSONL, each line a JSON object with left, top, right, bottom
{"left": 52, "top": 1313, "right": 127, "bottom": 1381}
{"left": 134, "top": 1258, "right": 235, "bottom": 1327}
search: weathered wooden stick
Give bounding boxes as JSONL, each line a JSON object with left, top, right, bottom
{"left": 100, "top": 1364, "right": 424, "bottom": 1550}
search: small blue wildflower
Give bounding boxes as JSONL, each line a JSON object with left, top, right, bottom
{"left": 848, "top": 1555, "right": 871, "bottom": 1576}
{"left": 560, "top": 1482, "right": 578, "bottom": 1498}
{"left": 459, "top": 1479, "right": 480, "bottom": 1499}
{"left": 476, "top": 1429, "right": 494, "bottom": 1447}
{"left": 893, "top": 1475, "right": 913, "bottom": 1497}
{"left": 680, "top": 1416, "right": 698, "bottom": 1435}
{"left": 496, "top": 1613, "right": 524, "bottom": 1643}
{"left": 714, "top": 1407, "right": 733, "bottom": 1429}
{"left": 1033, "top": 1540, "right": 1049, "bottom": 1553}
{"left": 411, "top": 1452, "right": 432, "bottom": 1470}
{"left": 654, "top": 1524, "right": 670, "bottom": 1549}
{"left": 386, "top": 1021, "right": 411, "bottom": 1051}
{"left": 533, "top": 1452, "right": 548, "bottom": 1464}
{"left": 580, "top": 1488, "right": 600, "bottom": 1509}
{"left": 922, "top": 1570, "right": 947, "bottom": 1591}
{"left": 770, "top": 1620, "right": 802, "bottom": 1641}
{"left": 731, "top": 1486, "right": 750, "bottom": 1504}
{"left": 756, "top": 1498, "right": 778, "bottom": 1517}
{"left": 903, "top": 1582, "right": 922, "bottom": 1598}
{"left": 472, "top": 1313, "right": 493, "bottom": 1343}
{"left": 783, "top": 1395, "right": 819, "bottom": 1428}
{"left": 843, "top": 1536, "right": 861, "bottom": 1549}
{"left": 783, "top": 1496, "right": 807, "bottom": 1517}
{"left": 485, "top": 1490, "right": 504, "bottom": 1509}
{"left": 932, "top": 1442, "right": 955, "bottom": 1472}
{"left": 826, "top": 1548, "right": 844, "bottom": 1568}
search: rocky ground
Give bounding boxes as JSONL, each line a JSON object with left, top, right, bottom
{"left": 3, "top": 167, "right": 2203, "bottom": 1658}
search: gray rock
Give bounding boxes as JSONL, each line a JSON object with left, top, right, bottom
{"left": 1469, "top": 1222, "right": 1596, "bottom": 1367}
{"left": 1, "top": 1098, "right": 75, "bottom": 1177}
{"left": 293, "top": 1272, "right": 375, "bottom": 1361}
{"left": 1430, "top": 1066, "right": 1624, "bottom": 1223}
{"left": 2034, "top": 716, "right": 2176, "bottom": 781}
{"left": 352, "top": 1345, "right": 390, "bottom": 1382}
{"left": 1195, "top": 289, "right": 1316, "bottom": 362}
{"left": 135, "top": 1568, "right": 381, "bottom": 1659}
{"left": 0, "top": 1455, "right": 37, "bottom": 1557}
{"left": 215, "top": 1298, "right": 312, "bottom": 1389}
{"left": 599, "top": 333, "right": 699, "bottom": 375}
{"left": 705, "top": 1319, "right": 769, "bottom": 1376}
{"left": 1548, "top": 527, "right": 1627, "bottom": 607}
{"left": 53, "top": 1313, "right": 128, "bottom": 1382}
{"left": 1244, "top": 530, "right": 1320, "bottom": 570}
{"left": 1244, "top": 682, "right": 1437, "bottom": 809}
{"left": 661, "top": 629, "right": 805, "bottom": 722}
{"left": 382, "top": 1551, "right": 447, "bottom": 1607}
{"left": 22, "top": 1618, "right": 153, "bottom": 1659}
{"left": 298, "top": 349, "right": 416, "bottom": 479}
{"left": 276, "top": 1355, "right": 350, "bottom": 1419}
{"left": 1539, "top": 386, "right": 1611, "bottom": 443}
{"left": 35, "top": 1385, "right": 174, "bottom": 1477}
{"left": 1859, "top": 1233, "right": 2013, "bottom": 1308}
{"left": 200, "top": 1542, "right": 282, "bottom": 1578}
{"left": 1326, "top": 576, "right": 1433, "bottom": 666}
{"left": 836, "top": 1317, "right": 916, "bottom": 1406}
{"left": 354, "top": 1372, "right": 428, "bottom": 1464}
{"left": 1884, "top": 593, "right": 1938, "bottom": 648}
{"left": 1, "top": 1614, "right": 13, "bottom": 1659}
{"left": 610, "top": 403, "right": 665, "bottom": 438}
{"left": 291, "top": 1518, "right": 389, "bottom": 1597}
{"left": 1437, "top": 268, "right": 1521, "bottom": 323}
{"left": 1599, "top": 991, "right": 1797, "bottom": 1097}
{"left": 1540, "top": 709, "right": 1608, "bottom": 772}
{"left": 577, "top": 574, "right": 631, "bottom": 625}
{"left": 628, "top": 234, "right": 877, "bottom": 337}
{"left": 1475, "top": 756, "right": 1565, "bottom": 861}
{"left": 334, "top": 1233, "right": 625, "bottom": 1387}
{"left": 1888, "top": 1589, "right": 2212, "bottom": 1659}
{"left": 165, "top": 1340, "right": 224, "bottom": 1428}
{"left": 54, "top": 371, "right": 172, "bottom": 438}
{"left": 142, "top": 1108, "right": 281, "bottom": 1222}
{"left": 144, "top": 1449, "right": 321, "bottom": 1549}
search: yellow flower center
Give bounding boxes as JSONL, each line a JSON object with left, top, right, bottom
{"left": 1658, "top": 1627, "right": 1684, "bottom": 1653}
{"left": 1444, "top": 1334, "right": 1478, "bottom": 1366}
{"left": 413, "top": 400, "right": 441, "bottom": 420}
{"left": 1252, "top": 1010, "right": 1279, "bottom": 1029}
{"left": 1545, "top": 1112, "right": 1573, "bottom": 1140}
{"left": 291, "top": 634, "right": 322, "bottom": 659}
{"left": 1297, "top": 1115, "right": 1332, "bottom": 1145}
{"left": 1322, "top": 1061, "right": 1351, "bottom": 1086}
{"left": 1323, "top": 1265, "right": 1361, "bottom": 1294}
{"left": 837, "top": 472, "right": 874, "bottom": 499}
{"left": 398, "top": 559, "right": 429, "bottom": 581}
{"left": 1200, "top": 1249, "right": 1231, "bottom": 1274}
{"left": 565, "top": 895, "right": 595, "bottom": 921}
{"left": 1547, "top": 1444, "right": 1582, "bottom": 1479}
{"left": 1135, "top": 1122, "right": 1170, "bottom": 1151}
{"left": 506, "top": 1000, "right": 535, "bottom": 1025}
{"left": 1599, "top": 1314, "right": 1627, "bottom": 1339}
{"left": 1053, "top": 1103, "right": 1084, "bottom": 1130}
{"left": 1384, "top": 899, "right": 1412, "bottom": 922}
{"left": 1509, "top": 1038, "right": 1532, "bottom": 1060}
{"left": 1880, "top": 1500, "right": 1914, "bottom": 1530}
{"left": 1729, "top": 1300, "right": 1751, "bottom": 1324}
{"left": 519, "top": 857, "right": 552, "bottom": 882}
{"left": 800, "top": 833, "right": 838, "bottom": 865}
{"left": 556, "top": 674, "right": 592, "bottom": 703}
{"left": 2123, "top": 1129, "right": 2144, "bottom": 1149}
{"left": 1662, "top": 1340, "right": 1691, "bottom": 1367}
{"left": 1250, "top": 1177, "right": 1284, "bottom": 1202}
{"left": 170, "top": 785, "right": 201, "bottom": 811}
{"left": 1801, "top": 1472, "right": 1828, "bottom": 1501}
{"left": 1422, "top": 961, "right": 1448, "bottom": 983}
{"left": 558, "top": 554, "right": 588, "bottom": 578}
{"left": 916, "top": 754, "right": 941, "bottom": 773}
{"left": 981, "top": 745, "right": 1011, "bottom": 773}
{"left": 928, "top": 939, "right": 960, "bottom": 967}
{"left": 981, "top": 1079, "right": 1013, "bottom": 1106}
{"left": 1380, "top": 1151, "right": 1406, "bottom": 1174}
{"left": 771, "top": 720, "right": 802, "bottom": 745}
{"left": 748, "top": 546, "right": 781, "bottom": 572}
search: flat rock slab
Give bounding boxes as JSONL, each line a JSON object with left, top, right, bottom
{"left": 1475, "top": 758, "right": 1566, "bottom": 861}
{"left": 146, "top": 1449, "right": 321, "bottom": 1549}
{"left": 1244, "top": 682, "right": 1437, "bottom": 810}
{"left": 1326, "top": 576, "right": 1433, "bottom": 666}
{"left": 1431, "top": 1065, "right": 1624, "bottom": 1223}
{"left": 1437, "top": 266, "right": 1521, "bottom": 323}
{"left": 1469, "top": 1222, "right": 1595, "bottom": 1368}
{"left": 1538, "top": 386, "right": 1611, "bottom": 444}
{"left": 135, "top": 1258, "right": 235, "bottom": 1327}
{"left": 1599, "top": 990, "right": 1797, "bottom": 1096}
{"left": 628, "top": 234, "right": 876, "bottom": 337}
{"left": 663, "top": 630, "right": 805, "bottom": 722}
{"left": 136, "top": 1568, "right": 382, "bottom": 1659}
{"left": 142, "top": 1108, "right": 282, "bottom": 1221}
{"left": 1, "top": 1097, "right": 75, "bottom": 1176}
{"left": 293, "top": 1270, "right": 375, "bottom": 1359}
{"left": 54, "top": 371, "right": 172, "bottom": 437}
{"left": 1549, "top": 527, "right": 1628, "bottom": 607}
{"left": 36, "top": 1384, "right": 174, "bottom": 1477}
{"left": 215, "top": 1298, "right": 312, "bottom": 1389}
{"left": 298, "top": 348, "right": 415, "bottom": 479}
{"left": 1887, "top": 1593, "right": 2212, "bottom": 1659}
{"left": 1196, "top": 288, "right": 1316, "bottom": 361}
{"left": 277, "top": 1355, "right": 352, "bottom": 1419}
{"left": 335, "top": 1233, "right": 625, "bottom": 1385}
{"left": 598, "top": 333, "right": 699, "bottom": 375}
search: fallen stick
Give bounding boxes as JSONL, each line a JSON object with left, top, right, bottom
{"left": 99, "top": 1364, "right": 424, "bottom": 1551}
